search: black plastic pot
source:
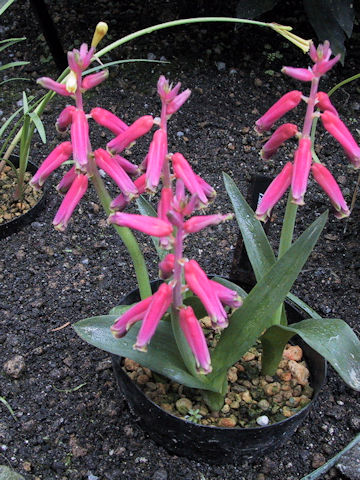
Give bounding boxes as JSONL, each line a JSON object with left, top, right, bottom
{"left": 0, "top": 157, "right": 46, "bottom": 240}
{"left": 111, "top": 281, "right": 327, "bottom": 464}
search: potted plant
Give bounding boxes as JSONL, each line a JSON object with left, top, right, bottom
{"left": 32, "top": 22, "right": 360, "bottom": 462}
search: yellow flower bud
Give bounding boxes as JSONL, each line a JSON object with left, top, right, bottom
{"left": 270, "top": 23, "right": 311, "bottom": 54}
{"left": 65, "top": 70, "right": 77, "bottom": 94}
{"left": 91, "top": 22, "right": 108, "bottom": 48}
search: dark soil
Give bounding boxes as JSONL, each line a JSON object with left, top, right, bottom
{"left": 1, "top": 1, "right": 360, "bottom": 479}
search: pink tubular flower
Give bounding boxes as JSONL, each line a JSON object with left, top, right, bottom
{"left": 146, "top": 129, "right": 167, "bottom": 193}
{"left": 281, "top": 67, "right": 314, "bottom": 82}
{"left": 291, "top": 137, "right": 312, "bottom": 205}
{"left": 56, "top": 166, "right": 77, "bottom": 194}
{"left": 81, "top": 70, "right": 109, "bottom": 90}
{"left": 321, "top": 111, "right": 360, "bottom": 168}
{"left": 255, "top": 162, "right": 293, "bottom": 222}
{"left": 184, "top": 260, "right": 228, "bottom": 328}
{"left": 110, "top": 296, "right": 153, "bottom": 338}
{"left": 31, "top": 142, "right": 73, "bottom": 189}
{"left": 159, "top": 253, "right": 175, "bottom": 279}
{"left": 179, "top": 306, "right": 212, "bottom": 374}
{"left": 90, "top": 107, "right": 128, "bottom": 135}
{"left": 255, "top": 90, "right": 302, "bottom": 133}
{"left": 134, "top": 282, "right": 173, "bottom": 351}
{"left": 184, "top": 213, "right": 233, "bottom": 234}
{"left": 261, "top": 123, "right": 298, "bottom": 160}
{"left": 110, "top": 174, "right": 146, "bottom": 211}
{"left": 312, "top": 163, "right": 350, "bottom": 218}
{"left": 37, "top": 77, "right": 72, "bottom": 97}
{"left": 94, "top": 148, "right": 138, "bottom": 200}
{"left": 157, "top": 76, "right": 181, "bottom": 102}
{"left": 108, "top": 212, "right": 173, "bottom": 237}
{"left": 53, "top": 174, "right": 88, "bottom": 231}
{"left": 316, "top": 92, "right": 338, "bottom": 116}
{"left": 71, "top": 109, "right": 90, "bottom": 168}
{"left": 113, "top": 155, "right": 139, "bottom": 176}
{"left": 107, "top": 115, "right": 154, "bottom": 154}
{"left": 56, "top": 106, "right": 76, "bottom": 133}
{"left": 172, "top": 153, "right": 209, "bottom": 205}
{"left": 209, "top": 280, "right": 243, "bottom": 308}
{"left": 166, "top": 89, "right": 191, "bottom": 115}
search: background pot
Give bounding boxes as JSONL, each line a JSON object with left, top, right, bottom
{"left": 111, "top": 281, "right": 327, "bottom": 464}
{"left": 0, "top": 157, "right": 46, "bottom": 240}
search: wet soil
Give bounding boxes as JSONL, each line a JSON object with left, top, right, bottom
{"left": 1, "top": 1, "right": 360, "bottom": 479}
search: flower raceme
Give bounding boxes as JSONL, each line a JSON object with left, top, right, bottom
{"left": 255, "top": 41, "right": 355, "bottom": 219}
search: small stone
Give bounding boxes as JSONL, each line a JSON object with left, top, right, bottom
{"left": 3, "top": 355, "right": 26, "bottom": 378}
{"left": 22, "top": 462, "right": 31, "bottom": 472}
{"left": 160, "top": 403, "right": 173, "bottom": 413}
{"left": 152, "top": 469, "right": 168, "bottom": 480}
{"left": 254, "top": 78, "right": 263, "bottom": 87}
{"left": 227, "top": 366, "right": 238, "bottom": 383}
{"left": 218, "top": 417, "right": 236, "bottom": 427}
{"left": 242, "top": 352, "right": 256, "bottom": 361}
{"left": 311, "top": 452, "right": 326, "bottom": 469}
{"left": 136, "top": 374, "right": 150, "bottom": 385}
{"left": 242, "top": 390, "right": 252, "bottom": 403}
{"left": 124, "top": 358, "right": 139, "bottom": 371}
{"left": 349, "top": 416, "right": 360, "bottom": 430}
{"left": 263, "top": 382, "right": 281, "bottom": 396}
{"left": 283, "top": 345, "right": 303, "bottom": 361}
{"left": 256, "top": 415, "right": 269, "bottom": 426}
{"left": 258, "top": 399, "right": 271, "bottom": 411}
{"left": 279, "top": 371, "right": 292, "bottom": 382}
{"left": 282, "top": 406, "right": 294, "bottom": 418}
{"left": 230, "top": 401, "right": 240, "bottom": 409}
{"left": 288, "top": 360, "right": 309, "bottom": 385}
{"left": 221, "top": 404, "right": 230, "bottom": 414}
{"left": 216, "top": 61, "right": 226, "bottom": 71}
{"left": 175, "top": 398, "right": 192, "bottom": 415}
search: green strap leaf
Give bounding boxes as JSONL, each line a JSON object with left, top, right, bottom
{"left": 209, "top": 211, "right": 328, "bottom": 375}
{"left": 223, "top": 172, "right": 275, "bottom": 280}
{"left": 73, "top": 315, "right": 214, "bottom": 391}
{"left": 29, "top": 111, "right": 47, "bottom": 143}
{"left": 264, "top": 318, "right": 360, "bottom": 391}
{"left": 0, "top": 61, "right": 29, "bottom": 71}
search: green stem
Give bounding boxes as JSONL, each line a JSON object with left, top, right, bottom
{"left": 278, "top": 190, "right": 298, "bottom": 259}
{"left": 90, "top": 163, "right": 152, "bottom": 300}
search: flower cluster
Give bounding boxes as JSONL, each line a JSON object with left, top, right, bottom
{"left": 255, "top": 41, "right": 359, "bottom": 221}
{"left": 31, "top": 24, "right": 240, "bottom": 375}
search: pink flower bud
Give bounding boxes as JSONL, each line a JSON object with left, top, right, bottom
{"left": 291, "top": 137, "right": 312, "bottom": 205}
{"left": 157, "top": 76, "right": 181, "bottom": 102}
{"left": 157, "top": 187, "right": 173, "bottom": 223}
{"left": 56, "top": 106, "right": 76, "bottom": 133}
{"left": 261, "top": 123, "right": 298, "bottom": 160}
{"left": 209, "top": 280, "right": 243, "bottom": 308}
{"left": 56, "top": 166, "right": 77, "bottom": 194}
{"left": 255, "top": 90, "right": 302, "bottom": 133}
{"left": 321, "top": 111, "right": 360, "bottom": 168}
{"left": 113, "top": 155, "right": 139, "bottom": 176}
{"left": 145, "top": 129, "right": 167, "bottom": 193}
{"left": 107, "top": 115, "right": 154, "bottom": 154}
{"left": 172, "top": 153, "right": 209, "bottom": 205}
{"left": 166, "top": 89, "right": 191, "bottom": 115}
{"left": 312, "top": 163, "right": 350, "bottom": 218}
{"left": 53, "top": 174, "right": 88, "bottom": 231}
{"left": 71, "top": 109, "right": 90, "bottom": 168}
{"left": 94, "top": 148, "right": 138, "bottom": 200}
{"left": 281, "top": 67, "right": 314, "bottom": 82}
{"left": 108, "top": 212, "right": 173, "bottom": 237}
{"left": 31, "top": 142, "right": 73, "bottom": 189}
{"left": 255, "top": 162, "right": 293, "bottom": 222}
{"left": 37, "top": 77, "right": 72, "bottom": 97}
{"left": 316, "top": 92, "right": 338, "bottom": 116}
{"left": 81, "top": 70, "right": 109, "bottom": 90}
{"left": 90, "top": 107, "right": 128, "bottom": 136}
{"left": 110, "top": 174, "right": 146, "bottom": 211}
{"left": 184, "top": 213, "right": 233, "bottom": 234}
{"left": 110, "top": 296, "right": 153, "bottom": 338}
{"left": 159, "top": 253, "right": 175, "bottom": 280}
{"left": 134, "top": 283, "right": 173, "bottom": 351}
{"left": 312, "top": 54, "right": 340, "bottom": 76}
{"left": 184, "top": 260, "right": 228, "bottom": 328}
{"left": 179, "top": 306, "right": 212, "bottom": 374}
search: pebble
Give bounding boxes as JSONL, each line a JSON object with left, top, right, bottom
{"left": 256, "top": 415, "right": 269, "bottom": 426}
{"left": 218, "top": 417, "right": 237, "bottom": 427}
{"left": 152, "top": 469, "right": 168, "bottom": 480}
{"left": 3, "top": 355, "right": 26, "bottom": 378}
{"left": 175, "top": 398, "right": 192, "bottom": 415}
{"left": 311, "top": 452, "right": 326, "bottom": 469}
{"left": 288, "top": 360, "right": 309, "bottom": 385}
{"left": 264, "top": 382, "right": 281, "bottom": 396}
{"left": 283, "top": 345, "right": 303, "bottom": 361}
{"left": 216, "top": 61, "right": 226, "bottom": 71}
